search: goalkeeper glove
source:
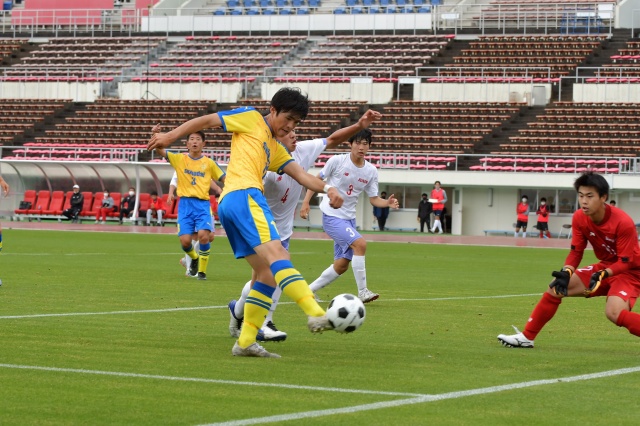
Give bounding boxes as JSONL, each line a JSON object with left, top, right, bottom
{"left": 587, "top": 270, "right": 609, "bottom": 295}
{"left": 549, "top": 268, "right": 573, "bottom": 296}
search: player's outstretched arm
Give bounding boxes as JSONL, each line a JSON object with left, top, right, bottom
{"left": 0, "top": 176, "right": 9, "bottom": 197}
{"left": 147, "top": 114, "right": 221, "bottom": 151}
{"left": 284, "top": 162, "right": 343, "bottom": 209}
{"left": 370, "top": 194, "right": 399, "bottom": 209}
{"left": 325, "top": 109, "right": 382, "bottom": 150}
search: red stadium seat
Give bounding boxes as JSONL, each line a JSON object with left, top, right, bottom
{"left": 79, "top": 192, "right": 94, "bottom": 217}
{"left": 15, "top": 189, "right": 37, "bottom": 215}
{"left": 43, "top": 191, "right": 65, "bottom": 215}
{"left": 28, "top": 190, "right": 51, "bottom": 214}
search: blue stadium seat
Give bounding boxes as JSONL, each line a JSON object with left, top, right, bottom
{"left": 308, "top": 0, "right": 320, "bottom": 6}
{"left": 291, "top": 0, "right": 304, "bottom": 6}
{"left": 351, "top": 6, "right": 363, "bottom": 13}
{"left": 362, "top": 0, "right": 373, "bottom": 5}
{"left": 263, "top": 6, "right": 277, "bottom": 13}
{"left": 275, "top": 0, "right": 289, "bottom": 6}
{"left": 414, "top": 0, "right": 424, "bottom": 5}
{"left": 417, "top": 5, "right": 430, "bottom": 13}
{"left": 231, "top": 6, "right": 244, "bottom": 14}
{"left": 280, "top": 7, "right": 293, "bottom": 13}
{"left": 259, "top": 0, "right": 271, "bottom": 6}
{"left": 213, "top": 8, "right": 226, "bottom": 15}
{"left": 396, "top": 0, "right": 407, "bottom": 6}
{"left": 430, "top": 0, "right": 442, "bottom": 5}
{"left": 247, "top": 5, "right": 261, "bottom": 14}
{"left": 399, "top": 5, "right": 413, "bottom": 13}
{"left": 226, "top": 0, "right": 239, "bottom": 6}
{"left": 384, "top": 5, "right": 396, "bottom": 13}
{"left": 297, "top": 5, "right": 310, "bottom": 13}
{"left": 345, "top": 0, "right": 358, "bottom": 6}
{"left": 243, "top": 0, "right": 256, "bottom": 7}
{"left": 333, "top": 6, "right": 347, "bottom": 13}
{"left": 379, "top": 0, "right": 390, "bottom": 6}
{"left": 368, "top": 5, "right": 380, "bottom": 13}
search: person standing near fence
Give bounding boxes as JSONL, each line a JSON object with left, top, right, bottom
{"left": 515, "top": 195, "right": 530, "bottom": 238}
{"left": 536, "top": 197, "right": 551, "bottom": 239}
{"left": 430, "top": 181, "right": 447, "bottom": 234}
{"left": 417, "top": 192, "right": 432, "bottom": 233}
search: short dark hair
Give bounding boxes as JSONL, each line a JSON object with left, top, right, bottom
{"left": 189, "top": 131, "right": 206, "bottom": 142}
{"left": 380, "top": 191, "right": 387, "bottom": 197}
{"left": 574, "top": 172, "right": 609, "bottom": 198}
{"left": 422, "top": 193, "right": 428, "bottom": 197}
{"left": 521, "top": 195, "right": 528, "bottom": 200}
{"left": 348, "top": 129, "right": 372, "bottom": 145}
{"left": 540, "top": 197, "right": 547, "bottom": 202}
{"left": 270, "top": 87, "right": 309, "bottom": 121}
{"left": 150, "top": 191, "right": 158, "bottom": 196}
{"left": 434, "top": 181, "right": 441, "bottom": 185}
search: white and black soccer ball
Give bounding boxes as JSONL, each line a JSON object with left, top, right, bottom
{"left": 326, "top": 293, "right": 366, "bottom": 333}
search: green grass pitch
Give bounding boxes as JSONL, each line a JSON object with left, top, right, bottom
{"left": 1, "top": 229, "right": 640, "bottom": 425}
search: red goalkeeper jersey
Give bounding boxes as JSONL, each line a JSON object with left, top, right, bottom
{"left": 565, "top": 205, "right": 640, "bottom": 275}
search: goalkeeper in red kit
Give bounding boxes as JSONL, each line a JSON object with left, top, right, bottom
{"left": 498, "top": 172, "right": 640, "bottom": 348}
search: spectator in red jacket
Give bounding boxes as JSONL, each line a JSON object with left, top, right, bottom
{"left": 536, "top": 197, "right": 551, "bottom": 239}
{"left": 515, "top": 195, "right": 530, "bottom": 237}
{"left": 145, "top": 191, "right": 166, "bottom": 226}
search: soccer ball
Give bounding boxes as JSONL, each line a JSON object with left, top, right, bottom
{"left": 326, "top": 293, "right": 366, "bottom": 333}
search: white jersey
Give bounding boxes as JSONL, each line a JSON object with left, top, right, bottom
{"left": 319, "top": 153, "right": 379, "bottom": 220}
{"left": 264, "top": 138, "right": 326, "bottom": 240}
{"left": 170, "top": 172, "right": 178, "bottom": 188}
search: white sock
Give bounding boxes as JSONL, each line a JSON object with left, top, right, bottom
{"left": 263, "top": 286, "right": 282, "bottom": 326}
{"left": 433, "top": 220, "right": 441, "bottom": 232}
{"left": 352, "top": 255, "right": 367, "bottom": 292}
{"left": 309, "top": 265, "right": 341, "bottom": 292}
{"left": 235, "top": 281, "right": 251, "bottom": 319}
{"left": 514, "top": 232, "right": 518, "bottom": 237}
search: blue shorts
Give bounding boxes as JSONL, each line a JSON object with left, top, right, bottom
{"left": 322, "top": 214, "right": 361, "bottom": 261}
{"left": 177, "top": 197, "right": 213, "bottom": 237}
{"left": 218, "top": 188, "right": 281, "bottom": 259}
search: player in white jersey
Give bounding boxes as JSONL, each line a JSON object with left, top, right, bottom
{"left": 228, "top": 110, "right": 382, "bottom": 342}
{"left": 301, "top": 129, "right": 399, "bottom": 303}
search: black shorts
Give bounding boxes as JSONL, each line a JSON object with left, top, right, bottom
{"left": 537, "top": 222, "right": 549, "bottom": 231}
{"left": 516, "top": 220, "right": 528, "bottom": 228}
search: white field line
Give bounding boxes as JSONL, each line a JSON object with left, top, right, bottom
{"left": 203, "top": 366, "right": 640, "bottom": 426}
{"left": 0, "top": 364, "right": 424, "bottom": 397}
{"left": 0, "top": 293, "right": 541, "bottom": 320}
{"left": 0, "top": 363, "right": 638, "bottom": 425}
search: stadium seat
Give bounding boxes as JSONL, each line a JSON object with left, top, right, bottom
{"left": 280, "top": 7, "right": 293, "bottom": 14}
{"left": 297, "top": 6, "right": 309, "bottom": 14}
{"left": 108, "top": 193, "right": 122, "bottom": 217}
{"left": 79, "top": 192, "right": 94, "bottom": 218}
{"left": 43, "top": 191, "right": 65, "bottom": 215}
{"left": 28, "top": 190, "right": 51, "bottom": 214}
{"left": 333, "top": 7, "right": 346, "bottom": 13}
{"left": 213, "top": 8, "right": 226, "bottom": 15}
{"left": 15, "top": 189, "right": 37, "bottom": 215}
{"left": 165, "top": 197, "right": 179, "bottom": 220}
{"left": 308, "top": 0, "right": 320, "bottom": 6}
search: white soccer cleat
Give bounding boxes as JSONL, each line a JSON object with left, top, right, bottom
{"left": 232, "top": 341, "right": 281, "bottom": 358}
{"left": 257, "top": 321, "right": 287, "bottom": 342}
{"left": 497, "top": 325, "right": 534, "bottom": 348}
{"left": 179, "top": 257, "right": 192, "bottom": 277}
{"left": 358, "top": 288, "right": 379, "bottom": 304}
{"left": 228, "top": 300, "right": 243, "bottom": 338}
{"left": 313, "top": 292, "right": 324, "bottom": 303}
{"left": 307, "top": 315, "right": 334, "bottom": 334}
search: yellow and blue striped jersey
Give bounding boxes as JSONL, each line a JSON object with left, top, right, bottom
{"left": 167, "top": 151, "right": 225, "bottom": 200}
{"left": 218, "top": 107, "right": 293, "bottom": 201}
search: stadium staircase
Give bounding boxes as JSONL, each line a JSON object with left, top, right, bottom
{"left": 417, "top": 37, "right": 470, "bottom": 77}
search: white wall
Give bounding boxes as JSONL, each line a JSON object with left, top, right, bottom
{"left": 144, "top": 13, "right": 432, "bottom": 34}
{"left": 262, "top": 82, "right": 394, "bottom": 104}
{"left": 417, "top": 82, "right": 551, "bottom": 103}
{"left": 118, "top": 81, "right": 243, "bottom": 102}
{"left": 0, "top": 82, "right": 102, "bottom": 102}
{"left": 573, "top": 83, "right": 640, "bottom": 102}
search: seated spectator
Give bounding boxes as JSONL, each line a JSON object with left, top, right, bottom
{"left": 119, "top": 187, "right": 136, "bottom": 224}
{"left": 145, "top": 191, "right": 166, "bottom": 226}
{"left": 62, "top": 184, "right": 84, "bottom": 223}
{"left": 96, "top": 190, "right": 116, "bottom": 224}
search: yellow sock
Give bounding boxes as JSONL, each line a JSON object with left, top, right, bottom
{"left": 271, "top": 260, "right": 325, "bottom": 317}
{"left": 238, "top": 282, "right": 274, "bottom": 348}
{"left": 198, "top": 242, "right": 210, "bottom": 274}
{"left": 183, "top": 244, "right": 198, "bottom": 260}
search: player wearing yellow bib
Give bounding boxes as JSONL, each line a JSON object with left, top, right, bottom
{"left": 154, "top": 131, "right": 226, "bottom": 281}
{"left": 149, "top": 87, "right": 344, "bottom": 358}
